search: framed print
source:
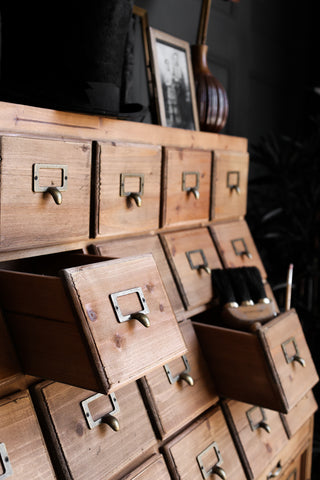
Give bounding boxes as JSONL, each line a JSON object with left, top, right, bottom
{"left": 148, "top": 27, "right": 199, "bottom": 130}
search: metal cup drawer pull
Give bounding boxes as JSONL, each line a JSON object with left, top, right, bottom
{"left": 81, "top": 392, "right": 120, "bottom": 432}
{"left": 110, "top": 287, "right": 150, "bottom": 328}
{"left": 120, "top": 173, "right": 144, "bottom": 207}
{"left": 197, "top": 441, "right": 226, "bottom": 480}
{"left": 32, "top": 163, "right": 68, "bottom": 205}
{"left": 0, "top": 443, "right": 13, "bottom": 479}
{"left": 227, "top": 170, "right": 241, "bottom": 194}
{"left": 186, "top": 249, "right": 211, "bottom": 275}
{"left": 281, "top": 337, "right": 306, "bottom": 368}
{"left": 246, "top": 406, "right": 271, "bottom": 434}
{"left": 231, "top": 238, "right": 253, "bottom": 259}
{"left": 267, "top": 461, "right": 282, "bottom": 479}
{"left": 163, "top": 355, "right": 194, "bottom": 386}
{"left": 182, "top": 171, "right": 200, "bottom": 200}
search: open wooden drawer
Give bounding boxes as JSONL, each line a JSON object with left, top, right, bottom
{"left": 193, "top": 309, "right": 319, "bottom": 412}
{"left": 0, "top": 252, "right": 186, "bottom": 394}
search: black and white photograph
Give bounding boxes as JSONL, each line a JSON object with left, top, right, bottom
{"left": 148, "top": 28, "right": 199, "bottom": 130}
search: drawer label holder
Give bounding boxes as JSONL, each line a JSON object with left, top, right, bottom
{"left": 196, "top": 441, "right": 226, "bottom": 480}
{"left": 110, "top": 287, "right": 150, "bottom": 328}
{"left": 246, "top": 406, "right": 271, "bottom": 433}
{"left": 163, "top": 355, "right": 194, "bottom": 386}
{"left": 81, "top": 392, "right": 120, "bottom": 432}
{"left": 0, "top": 443, "right": 13, "bottom": 479}
{"left": 32, "top": 163, "right": 68, "bottom": 205}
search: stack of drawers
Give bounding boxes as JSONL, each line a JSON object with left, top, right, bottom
{"left": 0, "top": 101, "right": 318, "bottom": 480}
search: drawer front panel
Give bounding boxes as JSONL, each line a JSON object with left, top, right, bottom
{"left": 0, "top": 390, "right": 56, "bottom": 479}
{"left": 64, "top": 254, "right": 187, "bottom": 390}
{"left": 162, "top": 148, "right": 212, "bottom": 227}
{"left": 161, "top": 227, "right": 222, "bottom": 310}
{"left": 33, "top": 381, "right": 157, "bottom": 480}
{"left": 96, "top": 141, "right": 161, "bottom": 236}
{"left": 0, "top": 135, "right": 91, "bottom": 250}
{"left": 223, "top": 399, "right": 288, "bottom": 479}
{"left": 281, "top": 390, "right": 318, "bottom": 438}
{"left": 140, "top": 319, "right": 218, "bottom": 439}
{"left": 120, "top": 454, "right": 172, "bottom": 480}
{"left": 163, "top": 406, "right": 246, "bottom": 480}
{"left": 91, "top": 235, "right": 185, "bottom": 318}
{"left": 264, "top": 310, "right": 319, "bottom": 411}
{"left": 210, "top": 219, "right": 267, "bottom": 278}
{"left": 211, "top": 150, "right": 249, "bottom": 220}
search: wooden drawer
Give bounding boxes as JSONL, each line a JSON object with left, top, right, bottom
{"left": 89, "top": 234, "right": 184, "bottom": 319}
{"left": 222, "top": 399, "right": 288, "bottom": 479}
{"left": 32, "top": 380, "right": 157, "bottom": 480}
{"left": 162, "top": 405, "right": 246, "bottom": 480}
{"left": 281, "top": 390, "right": 318, "bottom": 439}
{"left": 0, "top": 389, "right": 56, "bottom": 479}
{"left": 161, "top": 147, "right": 212, "bottom": 228}
{"left": 256, "top": 417, "right": 313, "bottom": 480}
{"left": 0, "top": 135, "right": 91, "bottom": 251}
{"left": 139, "top": 319, "right": 218, "bottom": 440}
{"left": 94, "top": 141, "right": 162, "bottom": 237}
{"left": 210, "top": 219, "right": 267, "bottom": 278}
{"left": 211, "top": 149, "right": 249, "bottom": 220}
{"left": 120, "top": 454, "right": 172, "bottom": 480}
{"left": 0, "top": 253, "right": 187, "bottom": 394}
{"left": 193, "top": 309, "right": 319, "bottom": 413}
{"left": 0, "top": 309, "right": 22, "bottom": 396}
{"left": 161, "top": 227, "right": 222, "bottom": 311}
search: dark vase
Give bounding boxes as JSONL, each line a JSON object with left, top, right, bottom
{"left": 191, "top": 44, "right": 229, "bottom": 133}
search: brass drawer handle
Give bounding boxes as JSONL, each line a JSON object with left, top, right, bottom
{"left": 81, "top": 392, "right": 120, "bottom": 432}
{"left": 110, "top": 287, "right": 150, "bottom": 328}
{"left": 231, "top": 238, "right": 253, "bottom": 259}
{"left": 197, "top": 441, "right": 226, "bottom": 480}
{"left": 0, "top": 442, "right": 13, "bottom": 478}
{"left": 182, "top": 171, "right": 200, "bottom": 199}
{"left": 120, "top": 173, "right": 144, "bottom": 207}
{"left": 164, "top": 355, "right": 194, "bottom": 386}
{"left": 267, "top": 461, "right": 282, "bottom": 479}
{"left": 32, "top": 163, "right": 68, "bottom": 205}
{"left": 246, "top": 406, "right": 271, "bottom": 433}
{"left": 281, "top": 337, "right": 306, "bottom": 368}
{"left": 185, "top": 249, "right": 211, "bottom": 275}
{"left": 227, "top": 170, "right": 240, "bottom": 194}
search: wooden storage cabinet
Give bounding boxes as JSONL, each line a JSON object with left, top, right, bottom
{"left": 222, "top": 399, "right": 289, "bottom": 479}
{"left": 94, "top": 141, "right": 162, "bottom": 237}
{"left": 0, "top": 253, "right": 187, "bottom": 394}
{"left": 211, "top": 149, "right": 249, "bottom": 221}
{"left": 139, "top": 319, "right": 218, "bottom": 440}
{"left": 161, "top": 147, "right": 212, "bottom": 228}
{"left": 193, "top": 309, "right": 319, "bottom": 412}
{"left": 162, "top": 405, "right": 247, "bottom": 480}
{"left": 32, "top": 380, "right": 157, "bottom": 480}
{"left": 0, "top": 389, "right": 56, "bottom": 479}
{"left": 161, "top": 227, "right": 222, "bottom": 311}
{"left": 0, "top": 135, "right": 91, "bottom": 251}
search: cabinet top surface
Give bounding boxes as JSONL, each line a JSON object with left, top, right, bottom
{"left": 0, "top": 101, "right": 248, "bottom": 152}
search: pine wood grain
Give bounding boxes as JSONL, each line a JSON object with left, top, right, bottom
{"left": 0, "top": 135, "right": 91, "bottom": 251}
{"left": 119, "top": 454, "right": 172, "bottom": 480}
{"left": 222, "top": 399, "right": 288, "bottom": 479}
{"left": 32, "top": 380, "right": 157, "bottom": 480}
{"left": 91, "top": 234, "right": 185, "bottom": 318}
{"left": 161, "top": 227, "right": 222, "bottom": 309}
{"left": 161, "top": 148, "right": 212, "bottom": 228}
{"left": 210, "top": 219, "right": 267, "bottom": 277}
{"left": 211, "top": 149, "right": 249, "bottom": 220}
{"left": 139, "top": 319, "right": 218, "bottom": 439}
{"left": 96, "top": 141, "right": 162, "bottom": 237}
{"left": 162, "top": 405, "right": 247, "bottom": 480}
{"left": 0, "top": 101, "right": 248, "bottom": 152}
{"left": 0, "top": 390, "right": 56, "bottom": 479}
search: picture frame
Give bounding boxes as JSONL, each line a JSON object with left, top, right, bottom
{"left": 148, "top": 27, "right": 199, "bottom": 130}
